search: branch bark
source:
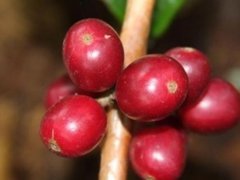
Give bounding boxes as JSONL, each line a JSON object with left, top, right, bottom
{"left": 99, "top": 0, "right": 155, "bottom": 179}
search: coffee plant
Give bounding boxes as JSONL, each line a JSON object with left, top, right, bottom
{"left": 39, "top": 1, "right": 240, "bottom": 179}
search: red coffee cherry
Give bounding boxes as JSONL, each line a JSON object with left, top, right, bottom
{"left": 165, "top": 47, "right": 211, "bottom": 104}
{"left": 115, "top": 55, "right": 188, "bottom": 121}
{"left": 44, "top": 74, "right": 91, "bottom": 109}
{"left": 130, "top": 125, "right": 187, "bottom": 180}
{"left": 180, "top": 78, "right": 240, "bottom": 133}
{"left": 40, "top": 95, "right": 107, "bottom": 157}
{"left": 63, "top": 18, "right": 124, "bottom": 92}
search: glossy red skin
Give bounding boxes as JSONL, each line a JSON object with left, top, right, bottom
{"left": 165, "top": 47, "right": 210, "bottom": 104}
{"left": 180, "top": 78, "right": 240, "bottom": 133}
{"left": 130, "top": 125, "right": 187, "bottom": 180}
{"left": 115, "top": 55, "right": 188, "bottom": 121}
{"left": 44, "top": 74, "right": 92, "bottom": 109}
{"left": 63, "top": 18, "right": 124, "bottom": 92}
{"left": 40, "top": 95, "right": 107, "bottom": 157}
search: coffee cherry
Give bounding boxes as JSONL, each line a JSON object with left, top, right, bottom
{"left": 63, "top": 18, "right": 124, "bottom": 92}
{"left": 165, "top": 47, "right": 211, "bottom": 104}
{"left": 129, "top": 125, "right": 187, "bottom": 180}
{"left": 115, "top": 55, "right": 188, "bottom": 121}
{"left": 180, "top": 78, "right": 240, "bottom": 133}
{"left": 44, "top": 74, "right": 92, "bottom": 109}
{"left": 40, "top": 95, "right": 107, "bottom": 157}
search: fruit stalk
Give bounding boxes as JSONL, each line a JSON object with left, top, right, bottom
{"left": 121, "top": 0, "right": 155, "bottom": 67}
{"left": 99, "top": 0, "right": 155, "bottom": 179}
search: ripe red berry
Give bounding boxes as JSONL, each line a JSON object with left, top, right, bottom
{"left": 129, "top": 125, "right": 187, "bottom": 180}
{"left": 63, "top": 18, "right": 124, "bottom": 92}
{"left": 44, "top": 74, "right": 92, "bottom": 109}
{"left": 40, "top": 95, "right": 107, "bottom": 157}
{"left": 115, "top": 55, "right": 188, "bottom": 121}
{"left": 179, "top": 78, "right": 240, "bottom": 133}
{"left": 165, "top": 47, "right": 211, "bottom": 104}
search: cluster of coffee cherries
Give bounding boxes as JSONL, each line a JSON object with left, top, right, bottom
{"left": 40, "top": 18, "right": 240, "bottom": 180}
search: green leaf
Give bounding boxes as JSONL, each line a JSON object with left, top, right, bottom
{"left": 102, "top": 0, "right": 186, "bottom": 38}
{"left": 151, "top": 0, "right": 186, "bottom": 38}
{"left": 102, "top": 0, "right": 126, "bottom": 22}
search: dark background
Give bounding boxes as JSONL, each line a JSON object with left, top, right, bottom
{"left": 0, "top": 0, "right": 240, "bottom": 179}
